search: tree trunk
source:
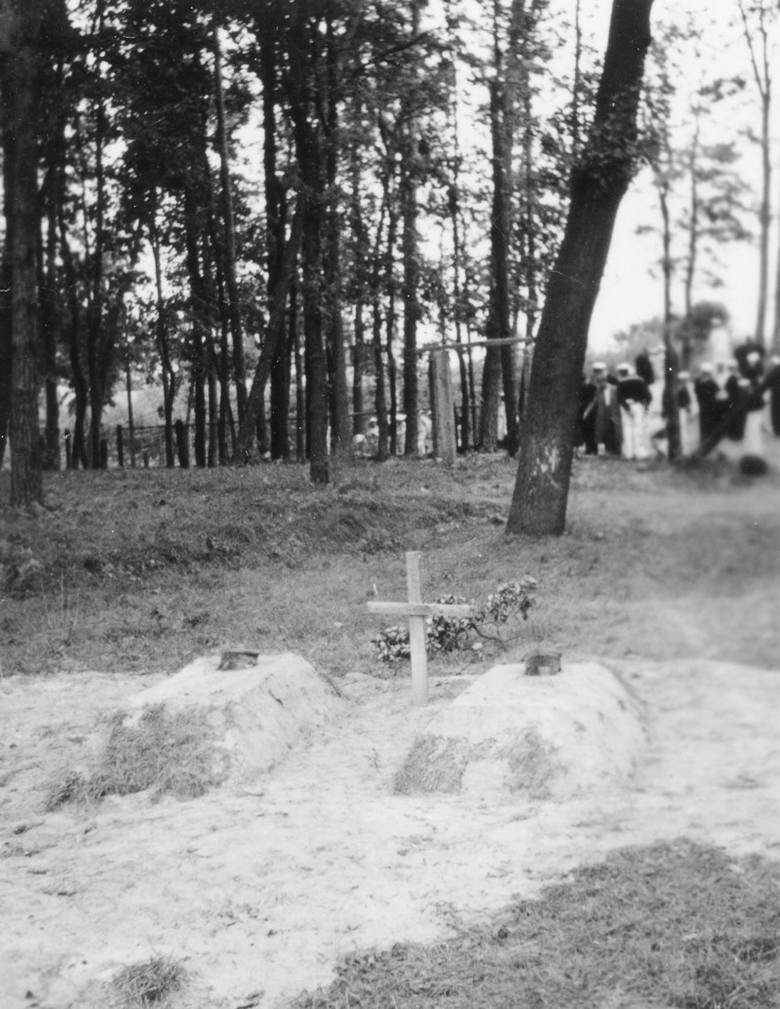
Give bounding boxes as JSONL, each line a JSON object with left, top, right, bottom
{"left": 773, "top": 155, "right": 780, "bottom": 350}
{"left": 57, "top": 203, "right": 88, "bottom": 468}
{"left": 150, "top": 212, "right": 176, "bottom": 467}
{"left": 260, "top": 29, "right": 290, "bottom": 460}
{"left": 400, "top": 159, "right": 419, "bottom": 456}
{"left": 479, "top": 73, "right": 512, "bottom": 453}
{"left": 301, "top": 179, "right": 329, "bottom": 484}
{"left": 234, "top": 202, "right": 303, "bottom": 460}
{"left": 372, "top": 291, "right": 389, "bottom": 461}
{"left": 213, "top": 20, "right": 247, "bottom": 423}
{"left": 755, "top": 83, "right": 770, "bottom": 346}
{"left": 0, "top": 147, "right": 11, "bottom": 470}
{"left": 660, "top": 180, "right": 681, "bottom": 459}
{"left": 507, "top": 0, "right": 654, "bottom": 536}
{"left": 87, "top": 0, "right": 107, "bottom": 470}
{"left": 386, "top": 204, "right": 399, "bottom": 455}
{"left": 183, "top": 193, "right": 208, "bottom": 468}
{"left": 291, "top": 275, "right": 305, "bottom": 462}
{"left": 324, "top": 11, "right": 351, "bottom": 460}
{"left": 125, "top": 358, "right": 136, "bottom": 467}
{"left": 401, "top": 0, "right": 422, "bottom": 457}
{"left": 3, "top": 0, "right": 47, "bottom": 505}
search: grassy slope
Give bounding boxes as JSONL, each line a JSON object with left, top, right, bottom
{"left": 1, "top": 452, "right": 779, "bottom": 677}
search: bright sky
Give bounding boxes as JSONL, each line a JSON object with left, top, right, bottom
{"left": 586, "top": 0, "right": 776, "bottom": 350}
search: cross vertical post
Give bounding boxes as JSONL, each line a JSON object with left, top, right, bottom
{"left": 366, "top": 553, "right": 473, "bottom": 705}
{"left": 405, "top": 551, "right": 428, "bottom": 705}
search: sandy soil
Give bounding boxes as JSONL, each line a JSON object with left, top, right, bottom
{"left": 2, "top": 646, "right": 779, "bottom": 1009}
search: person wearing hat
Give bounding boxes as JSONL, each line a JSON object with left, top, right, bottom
{"left": 694, "top": 363, "right": 721, "bottom": 444}
{"left": 579, "top": 361, "right": 621, "bottom": 456}
{"left": 616, "top": 362, "right": 651, "bottom": 459}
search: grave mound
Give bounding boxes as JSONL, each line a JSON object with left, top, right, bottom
{"left": 103, "top": 651, "right": 341, "bottom": 796}
{"left": 394, "top": 662, "right": 646, "bottom": 801}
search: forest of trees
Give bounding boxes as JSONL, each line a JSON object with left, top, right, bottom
{"left": 1, "top": 0, "right": 778, "bottom": 518}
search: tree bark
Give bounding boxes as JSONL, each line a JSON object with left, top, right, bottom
{"left": 212, "top": 20, "right": 247, "bottom": 422}
{"left": 2, "top": 0, "right": 47, "bottom": 505}
{"left": 507, "top": 0, "right": 654, "bottom": 536}
{"left": 659, "top": 176, "right": 681, "bottom": 459}
{"left": 234, "top": 203, "right": 303, "bottom": 460}
{"left": 40, "top": 151, "right": 60, "bottom": 470}
{"left": 150, "top": 209, "right": 176, "bottom": 467}
{"left": 324, "top": 9, "right": 351, "bottom": 460}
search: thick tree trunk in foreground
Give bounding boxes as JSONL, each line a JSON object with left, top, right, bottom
{"left": 507, "top": 0, "right": 653, "bottom": 536}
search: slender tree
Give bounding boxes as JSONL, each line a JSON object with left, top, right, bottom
{"left": 737, "top": 0, "right": 774, "bottom": 347}
{"left": 212, "top": 18, "right": 247, "bottom": 424}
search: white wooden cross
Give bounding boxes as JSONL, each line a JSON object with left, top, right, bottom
{"left": 366, "top": 551, "right": 474, "bottom": 705}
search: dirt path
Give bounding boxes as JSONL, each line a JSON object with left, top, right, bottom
{"left": 2, "top": 651, "right": 779, "bottom": 1009}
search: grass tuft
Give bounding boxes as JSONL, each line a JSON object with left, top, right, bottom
{"left": 290, "top": 841, "right": 780, "bottom": 1009}
{"left": 111, "top": 955, "right": 187, "bottom": 1007}
{"left": 45, "top": 705, "right": 228, "bottom": 809}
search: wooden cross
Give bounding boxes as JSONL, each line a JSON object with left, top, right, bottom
{"left": 366, "top": 551, "right": 473, "bottom": 705}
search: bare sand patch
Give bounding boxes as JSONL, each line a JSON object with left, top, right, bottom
{"left": 2, "top": 654, "right": 779, "bottom": 1009}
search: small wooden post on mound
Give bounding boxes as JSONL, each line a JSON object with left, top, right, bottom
{"left": 367, "top": 551, "right": 473, "bottom": 705}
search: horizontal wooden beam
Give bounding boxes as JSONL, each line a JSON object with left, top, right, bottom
{"left": 417, "top": 337, "right": 526, "bottom": 355}
{"left": 366, "top": 601, "right": 474, "bottom": 619}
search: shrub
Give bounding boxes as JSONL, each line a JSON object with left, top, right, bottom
{"left": 372, "top": 578, "right": 537, "bottom": 662}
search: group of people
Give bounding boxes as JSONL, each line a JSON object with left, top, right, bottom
{"left": 578, "top": 356, "right": 654, "bottom": 459}
{"left": 577, "top": 343, "right": 780, "bottom": 461}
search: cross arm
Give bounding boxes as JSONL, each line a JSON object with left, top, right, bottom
{"left": 366, "top": 601, "right": 474, "bottom": 619}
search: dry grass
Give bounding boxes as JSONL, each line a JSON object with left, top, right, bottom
{"left": 44, "top": 705, "right": 227, "bottom": 809}
{"left": 110, "top": 955, "right": 187, "bottom": 1008}
{"left": 393, "top": 728, "right": 559, "bottom": 797}
{"left": 291, "top": 841, "right": 780, "bottom": 1009}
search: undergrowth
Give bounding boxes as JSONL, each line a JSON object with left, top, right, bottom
{"left": 291, "top": 841, "right": 780, "bottom": 1009}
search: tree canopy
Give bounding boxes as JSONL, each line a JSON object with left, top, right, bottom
{"left": 0, "top": 0, "right": 776, "bottom": 518}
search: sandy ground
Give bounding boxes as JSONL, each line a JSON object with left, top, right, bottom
{"left": 2, "top": 647, "right": 780, "bottom": 1009}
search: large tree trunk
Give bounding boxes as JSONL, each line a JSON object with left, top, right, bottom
{"left": 507, "top": 0, "right": 654, "bottom": 536}
{"left": 2, "top": 0, "right": 48, "bottom": 505}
